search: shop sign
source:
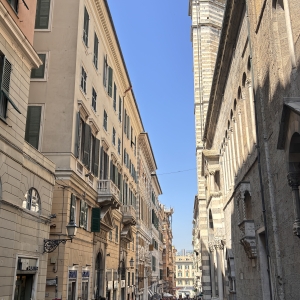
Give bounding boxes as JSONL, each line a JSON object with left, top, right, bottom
{"left": 18, "top": 258, "right": 38, "bottom": 272}
{"left": 82, "top": 271, "right": 90, "bottom": 278}
{"left": 107, "top": 281, "right": 113, "bottom": 290}
{"left": 46, "top": 279, "right": 57, "bottom": 286}
{"left": 113, "top": 280, "right": 118, "bottom": 289}
{"left": 69, "top": 270, "right": 77, "bottom": 279}
{"left": 121, "top": 280, "right": 125, "bottom": 288}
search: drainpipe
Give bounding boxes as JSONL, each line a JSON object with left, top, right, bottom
{"left": 245, "top": 1, "right": 284, "bottom": 299}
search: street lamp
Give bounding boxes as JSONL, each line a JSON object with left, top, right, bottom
{"left": 44, "top": 220, "right": 77, "bottom": 253}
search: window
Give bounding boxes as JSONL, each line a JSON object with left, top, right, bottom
{"left": 100, "top": 147, "right": 109, "bottom": 179}
{"left": 109, "top": 230, "right": 112, "bottom": 240}
{"left": 31, "top": 53, "right": 47, "bottom": 79}
{"left": 35, "top": 0, "right": 51, "bottom": 29}
{"left": 112, "top": 127, "right": 116, "bottom": 145}
{"left": 178, "top": 265, "right": 182, "bottom": 269}
{"left": 132, "top": 272, "right": 134, "bottom": 285}
{"left": 113, "top": 83, "right": 117, "bottom": 111}
{"left": 23, "top": 188, "right": 41, "bottom": 213}
{"left": 186, "top": 272, "right": 189, "bottom": 277}
{"left": 132, "top": 238, "right": 134, "bottom": 250}
{"left": 92, "top": 88, "right": 97, "bottom": 111}
{"left": 178, "top": 280, "right": 182, "bottom": 285}
{"left": 103, "top": 56, "right": 108, "bottom": 88}
{"left": 185, "top": 265, "right": 189, "bottom": 269}
{"left": 107, "top": 67, "right": 113, "bottom": 97}
{"left": 115, "top": 225, "right": 119, "bottom": 242}
{"left": 127, "top": 272, "right": 130, "bottom": 286}
{"left": 118, "top": 138, "right": 121, "bottom": 155}
{"left": 25, "top": 106, "right": 42, "bottom": 150}
{"left": 79, "top": 200, "right": 88, "bottom": 230}
{"left": 0, "top": 54, "right": 20, "bottom": 121}
{"left": 83, "top": 7, "right": 89, "bottom": 46}
{"left": 81, "top": 271, "right": 89, "bottom": 300}
{"left": 81, "top": 67, "right": 87, "bottom": 94}
{"left": 152, "top": 256, "right": 156, "bottom": 271}
{"left": 178, "top": 272, "right": 182, "bottom": 277}
{"left": 93, "top": 33, "right": 99, "bottom": 69}
{"left": 103, "top": 110, "right": 107, "bottom": 131}
{"left": 118, "top": 97, "right": 122, "bottom": 122}
{"left": 7, "top": 0, "right": 18, "bottom": 13}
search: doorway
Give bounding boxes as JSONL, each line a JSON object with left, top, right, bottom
{"left": 14, "top": 275, "right": 33, "bottom": 300}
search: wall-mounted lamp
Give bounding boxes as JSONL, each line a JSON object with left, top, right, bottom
{"left": 44, "top": 220, "right": 77, "bottom": 253}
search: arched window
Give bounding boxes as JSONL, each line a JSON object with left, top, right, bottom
{"left": 23, "top": 188, "right": 41, "bottom": 213}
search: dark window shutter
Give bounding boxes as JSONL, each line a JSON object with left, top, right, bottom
{"left": 91, "top": 207, "right": 101, "bottom": 232}
{"left": 70, "top": 194, "right": 76, "bottom": 222}
{"left": 103, "top": 151, "right": 109, "bottom": 179}
{"left": 93, "top": 33, "right": 99, "bottom": 68}
{"left": 119, "top": 174, "right": 123, "bottom": 202}
{"left": 84, "top": 203, "right": 88, "bottom": 229}
{"left": 103, "top": 55, "right": 107, "bottom": 87}
{"left": 83, "top": 7, "right": 89, "bottom": 46}
{"left": 25, "top": 106, "right": 42, "bottom": 150}
{"left": 35, "top": 0, "right": 51, "bottom": 29}
{"left": 110, "top": 159, "right": 113, "bottom": 181}
{"left": 108, "top": 66, "right": 113, "bottom": 97}
{"left": 74, "top": 112, "right": 80, "bottom": 158}
{"left": 1, "top": 57, "right": 12, "bottom": 94}
{"left": 99, "top": 146, "right": 103, "bottom": 179}
{"left": 83, "top": 124, "right": 91, "bottom": 168}
{"left": 93, "top": 138, "right": 100, "bottom": 177}
{"left": 80, "top": 200, "right": 85, "bottom": 227}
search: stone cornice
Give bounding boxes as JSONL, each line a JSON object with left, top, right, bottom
{"left": 0, "top": 2, "right": 41, "bottom": 69}
{"left": 138, "top": 132, "right": 157, "bottom": 173}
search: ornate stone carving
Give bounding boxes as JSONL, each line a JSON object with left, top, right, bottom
{"left": 239, "top": 220, "right": 257, "bottom": 259}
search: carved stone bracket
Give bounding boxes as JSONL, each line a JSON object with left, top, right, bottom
{"left": 238, "top": 220, "right": 257, "bottom": 259}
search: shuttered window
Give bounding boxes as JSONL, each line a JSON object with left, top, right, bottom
{"left": 93, "top": 138, "right": 100, "bottom": 177}
{"left": 112, "top": 127, "right": 116, "bottom": 145}
{"left": 118, "top": 97, "right": 122, "bottom": 122}
{"left": 7, "top": 0, "right": 18, "bottom": 12}
{"left": 79, "top": 200, "right": 88, "bottom": 230}
{"left": 31, "top": 53, "right": 46, "bottom": 79}
{"left": 103, "top": 55, "right": 107, "bottom": 87}
{"left": 93, "top": 33, "right": 99, "bottom": 69}
{"left": 113, "top": 83, "right": 117, "bottom": 110}
{"left": 107, "top": 67, "right": 113, "bottom": 97}
{"left": 70, "top": 194, "right": 76, "bottom": 222}
{"left": 103, "top": 110, "right": 107, "bottom": 131}
{"left": 91, "top": 207, "right": 101, "bottom": 232}
{"left": 35, "top": 0, "right": 51, "bottom": 29}
{"left": 83, "top": 7, "right": 89, "bottom": 46}
{"left": 25, "top": 106, "right": 42, "bottom": 150}
{"left": 92, "top": 88, "right": 97, "bottom": 111}
{"left": 83, "top": 123, "right": 91, "bottom": 168}
{"left": 0, "top": 54, "right": 20, "bottom": 120}
{"left": 81, "top": 67, "right": 87, "bottom": 94}
{"left": 118, "top": 138, "right": 121, "bottom": 154}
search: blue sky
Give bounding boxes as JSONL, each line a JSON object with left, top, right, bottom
{"left": 107, "top": 0, "right": 197, "bottom": 251}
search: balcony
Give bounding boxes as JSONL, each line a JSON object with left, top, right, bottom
{"left": 238, "top": 220, "right": 257, "bottom": 259}
{"left": 121, "top": 205, "right": 136, "bottom": 225}
{"left": 97, "top": 180, "right": 121, "bottom": 209}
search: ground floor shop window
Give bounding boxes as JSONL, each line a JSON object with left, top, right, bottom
{"left": 68, "top": 270, "right": 77, "bottom": 300}
{"left": 82, "top": 270, "right": 89, "bottom": 300}
{"left": 14, "top": 275, "right": 33, "bottom": 300}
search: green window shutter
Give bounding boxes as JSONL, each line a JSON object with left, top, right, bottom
{"left": 103, "top": 55, "right": 107, "bottom": 87}
{"left": 31, "top": 53, "right": 46, "bottom": 78}
{"left": 99, "top": 146, "right": 103, "bottom": 179}
{"left": 70, "top": 194, "right": 76, "bottom": 222}
{"left": 110, "top": 159, "right": 113, "bottom": 181}
{"left": 74, "top": 112, "right": 80, "bottom": 158}
{"left": 83, "top": 124, "right": 91, "bottom": 168}
{"left": 93, "top": 138, "right": 100, "bottom": 177}
{"left": 119, "top": 174, "right": 123, "bottom": 202}
{"left": 108, "top": 66, "right": 113, "bottom": 97}
{"left": 91, "top": 207, "right": 101, "bottom": 232}
{"left": 25, "top": 106, "right": 41, "bottom": 150}
{"left": 93, "top": 33, "right": 98, "bottom": 68}
{"left": 35, "top": 0, "right": 50, "bottom": 29}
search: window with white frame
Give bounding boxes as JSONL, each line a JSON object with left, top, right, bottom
{"left": 35, "top": 0, "right": 52, "bottom": 30}
{"left": 83, "top": 7, "right": 89, "bottom": 46}
{"left": 81, "top": 270, "right": 89, "bottom": 300}
{"left": 81, "top": 67, "right": 87, "bottom": 94}
{"left": 7, "top": 0, "right": 18, "bottom": 13}
{"left": 25, "top": 105, "right": 43, "bottom": 150}
{"left": 92, "top": 88, "right": 97, "bottom": 111}
{"left": 31, "top": 53, "right": 48, "bottom": 80}
{"left": 23, "top": 188, "right": 41, "bottom": 213}
{"left": 103, "top": 110, "right": 107, "bottom": 131}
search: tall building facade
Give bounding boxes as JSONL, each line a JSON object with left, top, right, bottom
{"left": 188, "top": 0, "right": 225, "bottom": 298}
{"left": 175, "top": 251, "right": 196, "bottom": 298}
{"left": 0, "top": 0, "right": 55, "bottom": 299}
{"left": 191, "top": 0, "right": 300, "bottom": 299}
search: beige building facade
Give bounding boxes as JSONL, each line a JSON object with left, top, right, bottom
{"left": 191, "top": 0, "right": 300, "bottom": 299}
{"left": 0, "top": 0, "right": 55, "bottom": 299}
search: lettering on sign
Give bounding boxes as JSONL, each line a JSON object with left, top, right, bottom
{"left": 82, "top": 270, "right": 90, "bottom": 278}
{"left": 69, "top": 270, "right": 77, "bottom": 279}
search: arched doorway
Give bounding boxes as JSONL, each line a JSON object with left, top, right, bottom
{"left": 94, "top": 252, "right": 104, "bottom": 299}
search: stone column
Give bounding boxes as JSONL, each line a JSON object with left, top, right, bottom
{"left": 242, "top": 92, "right": 251, "bottom": 155}
{"left": 238, "top": 107, "right": 245, "bottom": 162}
{"left": 229, "top": 126, "right": 237, "bottom": 177}
{"left": 287, "top": 172, "right": 300, "bottom": 237}
{"left": 209, "top": 243, "right": 216, "bottom": 298}
{"left": 215, "top": 239, "right": 224, "bottom": 300}
{"left": 233, "top": 117, "right": 241, "bottom": 168}
{"left": 246, "top": 79, "right": 257, "bottom": 145}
